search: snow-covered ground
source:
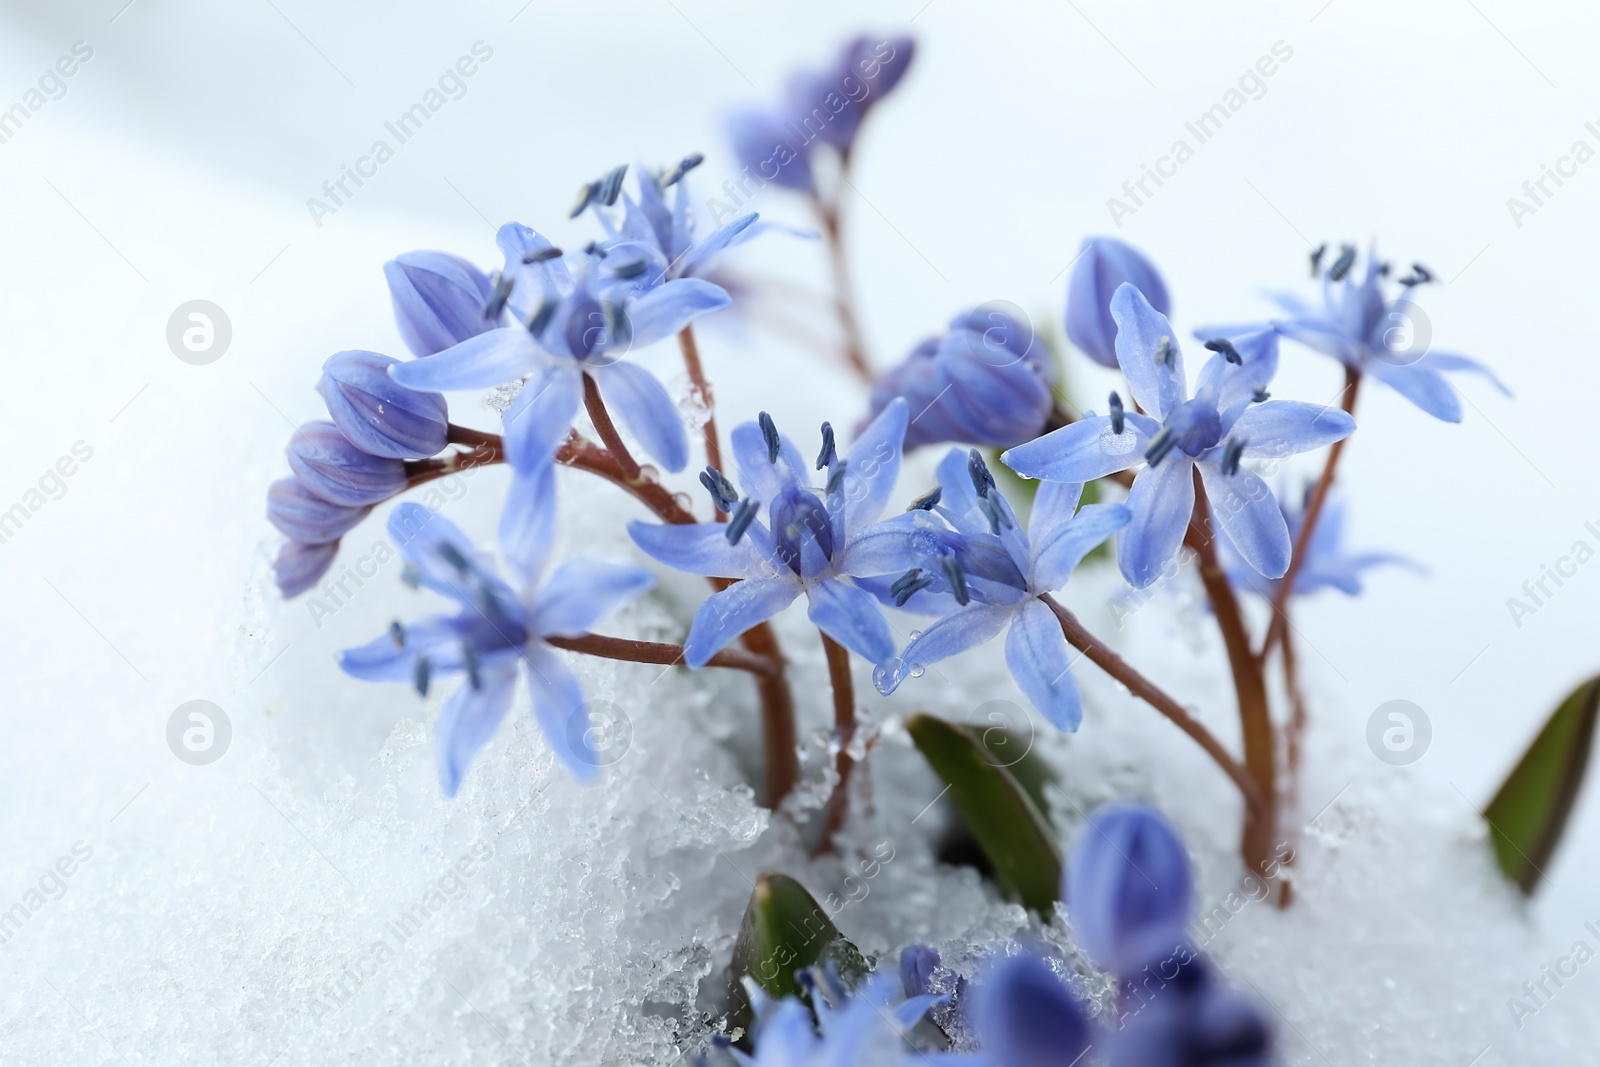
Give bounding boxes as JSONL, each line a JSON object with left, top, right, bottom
{"left": 5, "top": 1, "right": 1600, "bottom": 1063}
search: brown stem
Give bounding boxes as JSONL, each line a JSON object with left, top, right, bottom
{"left": 738, "top": 617, "right": 801, "bottom": 807}
{"left": 1259, "top": 368, "right": 1362, "bottom": 659}
{"left": 812, "top": 164, "right": 873, "bottom": 383}
{"left": 1185, "top": 471, "right": 1277, "bottom": 875}
{"left": 404, "top": 435, "right": 504, "bottom": 488}
{"left": 554, "top": 434, "right": 696, "bottom": 525}
{"left": 814, "top": 632, "right": 858, "bottom": 855}
{"left": 546, "top": 632, "right": 773, "bottom": 676}
{"left": 582, "top": 372, "right": 642, "bottom": 481}
{"left": 677, "top": 326, "right": 722, "bottom": 479}
{"left": 1277, "top": 623, "right": 1308, "bottom": 910}
{"left": 445, "top": 423, "right": 503, "bottom": 449}
{"left": 1040, "top": 594, "right": 1264, "bottom": 816}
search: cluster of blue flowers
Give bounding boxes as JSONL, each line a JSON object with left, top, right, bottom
{"left": 731, "top": 805, "right": 1271, "bottom": 1066}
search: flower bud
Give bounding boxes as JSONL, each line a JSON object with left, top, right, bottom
{"left": 267, "top": 478, "right": 371, "bottom": 545}
{"left": 727, "top": 108, "right": 814, "bottom": 192}
{"left": 273, "top": 538, "right": 339, "bottom": 598}
{"left": 1065, "top": 803, "right": 1193, "bottom": 978}
{"left": 899, "top": 944, "right": 940, "bottom": 999}
{"left": 1067, "top": 237, "right": 1171, "bottom": 368}
{"left": 384, "top": 251, "right": 499, "bottom": 357}
{"left": 318, "top": 350, "right": 449, "bottom": 460}
{"left": 286, "top": 421, "right": 408, "bottom": 507}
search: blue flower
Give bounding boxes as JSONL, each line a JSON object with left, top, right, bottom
{"left": 1067, "top": 236, "right": 1172, "bottom": 369}
{"left": 337, "top": 466, "right": 654, "bottom": 795}
{"left": 1221, "top": 490, "right": 1422, "bottom": 600}
{"left": 318, "top": 350, "right": 450, "bottom": 460}
{"left": 1109, "top": 953, "right": 1273, "bottom": 1067}
{"left": 627, "top": 399, "right": 910, "bottom": 668}
{"left": 273, "top": 539, "right": 339, "bottom": 598}
{"left": 972, "top": 953, "right": 1095, "bottom": 1067}
{"left": 734, "top": 970, "right": 945, "bottom": 1067}
{"left": 285, "top": 420, "right": 407, "bottom": 507}
{"left": 865, "top": 305, "right": 1056, "bottom": 450}
{"left": 384, "top": 250, "right": 501, "bottom": 357}
{"left": 872, "top": 449, "right": 1129, "bottom": 730}
{"left": 390, "top": 224, "right": 705, "bottom": 475}
{"left": 1065, "top": 803, "right": 1193, "bottom": 978}
{"left": 899, "top": 944, "right": 941, "bottom": 999}
{"left": 1004, "top": 284, "right": 1355, "bottom": 588}
{"left": 267, "top": 477, "right": 371, "bottom": 545}
{"left": 1217, "top": 243, "right": 1510, "bottom": 422}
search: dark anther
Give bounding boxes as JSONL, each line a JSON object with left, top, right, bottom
{"left": 1219, "top": 437, "right": 1246, "bottom": 477}
{"left": 939, "top": 555, "right": 970, "bottom": 606}
{"left": 413, "top": 656, "right": 432, "bottom": 698}
{"left": 907, "top": 486, "right": 942, "bottom": 512}
{"left": 481, "top": 271, "right": 513, "bottom": 320}
{"left": 967, "top": 448, "right": 996, "bottom": 499}
{"left": 726, "top": 497, "right": 759, "bottom": 545}
{"left": 1310, "top": 242, "right": 1327, "bottom": 277}
{"left": 1328, "top": 244, "right": 1356, "bottom": 282}
{"left": 815, "top": 422, "right": 837, "bottom": 470}
{"left": 699, "top": 466, "right": 739, "bottom": 513}
{"left": 1109, "top": 391, "right": 1125, "bottom": 435}
{"left": 1204, "top": 337, "right": 1243, "bottom": 364}
{"left": 522, "top": 246, "right": 563, "bottom": 265}
{"left": 758, "top": 412, "right": 781, "bottom": 463}
{"left": 1144, "top": 427, "right": 1177, "bottom": 468}
{"left": 826, "top": 460, "right": 849, "bottom": 496}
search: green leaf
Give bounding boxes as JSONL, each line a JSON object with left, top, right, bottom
{"left": 1484, "top": 676, "right": 1600, "bottom": 895}
{"left": 908, "top": 713, "right": 1063, "bottom": 911}
{"left": 967, "top": 723, "right": 1058, "bottom": 828}
{"left": 728, "top": 872, "right": 859, "bottom": 1020}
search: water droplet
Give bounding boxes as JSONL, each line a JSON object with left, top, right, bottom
{"left": 909, "top": 665, "right": 926, "bottom": 679}
{"left": 908, "top": 629, "right": 922, "bottom": 640}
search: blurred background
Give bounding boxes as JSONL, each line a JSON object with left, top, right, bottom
{"left": 1, "top": 0, "right": 1597, "bottom": 1057}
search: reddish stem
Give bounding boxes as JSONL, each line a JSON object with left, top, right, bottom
{"left": 546, "top": 632, "right": 773, "bottom": 676}
{"left": 677, "top": 326, "right": 722, "bottom": 479}
{"left": 814, "top": 632, "right": 858, "bottom": 855}
{"left": 583, "top": 372, "right": 642, "bottom": 481}
{"left": 812, "top": 156, "right": 872, "bottom": 383}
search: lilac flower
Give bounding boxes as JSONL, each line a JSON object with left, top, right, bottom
{"left": 390, "top": 223, "right": 706, "bottom": 474}
{"left": 627, "top": 399, "right": 910, "bottom": 668}
{"left": 1003, "top": 284, "right": 1355, "bottom": 588}
{"left": 873, "top": 449, "right": 1129, "bottom": 730}
{"left": 285, "top": 421, "right": 407, "bottom": 507}
{"left": 1217, "top": 243, "right": 1509, "bottom": 422}
{"left": 1066, "top": 803, "right": 1193, "bottom": 978}
{"left": 384, "top": 251, "right": 501, "bottom": 357}
{"left": 1221, "top": 490, "right": 1422, "bottom": 601}
{"left": 864, "top": 305, "right": 1056, "bottom": 450}
{"left": 727, "top": 34, "right": 916, "bottom": 193}
{"left": 972, "top": 953, "right": 1095, "bottom": 1067}
{"left": 1067, "top": 236, "right": 1172, "bottom": 369}
{"left": 337, "top": 466, "right": 654, "bottom": 795}
{"left": 899, "top": 944, "right": 941, "bottom": 999}
{"left": 318, "top": 350, "right": 450, "bottom": 460}
{"left": 733, "top": 970, "right": 945, "bottom": 1067}
{"left": 267, "top": 478, "right": 370, "bottom": 545}
{"left": 274, "top": 539, "right": 339, "bottom": 598}
{"left": 1109, "top": 954, "right": 1273, "bottom": 1067}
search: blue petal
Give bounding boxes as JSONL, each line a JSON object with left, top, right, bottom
{"left": 1066, "top": 803, "right": 1193, "bottom": 977}
{"left": 838, "top": 511, "right": 928, "bottom": 578}
{"left": 1111, "top": 283, "right": 1186, "bottom": 419}
{"left": 1228, "top": 400, "right": 1355, "bottom": 460}
{"left": 1366, "top": 360, "right": 1461, "bottom": 421}
{"left": 1197, "top": 328, "right": 1280, "bottom": 429}
{"left": 627, "top": 520, "right": 777, "bottom": 579}
{"left": 521, "top": 646, "right": 598, "bottom": 783}
{"left": 727, "top": 108, "right": 814, "bottom": 192}
{"left": 384, "top": 251, "right": 496, "bottom": 358}
{"left": 1002, "top": 415, "right": 1148, "bottom": 484}
{"left": 683, "top": 577, "right": 800, "bottom": 668}
{"left": 1032, "top": 503, "right": 1131, "bottom": 591}
{"left": 1198, "top": 462, "right": 1291, "bottom": 580}
{"left": 1067, "top": 236, "right": 1171, "bottom": 369}
{"left": 972, "top": 954, "right": 1094, "bottom": 1067}
{"left": 1005, "top": 599, "right": 1082, "bottom": 729}
{"left": 589, "top": 360, "right": 689, "bottom": 472}
{"left": 839, "top": 397, "right": 908, "bottom": 529}
{"left": 499, "top": 464, "right": 557, "bottom": 588}
{"left": 1424, "top": 351, "right": 1512, "bottom": 397}
{"left": 874, "top": 604, "right": 1012, "bottom": 694}
{"left": 501, "top": 361, "right": 584, "bottom": 474}
{"left": 624, "top": 278, "right": 732, "bottom": 347}
{"left": 533, "top": 559, "right": 655, "bottom": 638}
{"left": 805, "top": 578, "right": 896, "bottom": 664}
{"left": 319, "top": 350, "right": 449, "bottom": 460}
{"left": 386, "top": 502, "right": 496, "bottom": 603}
{"left": 730, "top": 420, "right": 811, "bottom": 503}
{"left": 338, "top": 614, "right": 459, "bottom": 683}
{"left": 1118, "top": 457, "right": 1195, "bottom": 588}
{"left": 274, "top": 539, "right": 338, "bottom": 598}
{"left": 677, "top": 212, "right": 759, "bottom": 275}
{"left": 435, "top": 662, "right": 519, "bottom": 797}
{"left": 388, "top": 328, "right": 541, "bottom": 391}
{"left": 267, "top": 478, "right": 371, "bottom": 544}
{"left": 1028, "top": 481, "right": 1085, "bottom": 543}
{"left": 285, "top": 421, "right": 407, "bottom": 507}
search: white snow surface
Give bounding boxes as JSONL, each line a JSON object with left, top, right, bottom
{"left": 8, "top": 5, "right": 1600, "bottom": 1060}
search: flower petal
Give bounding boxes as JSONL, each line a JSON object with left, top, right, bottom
{"left": 533, "top": 559, "right": 655, "bottom": 638}
{"left": 624, "top": 278, "right": 731, "bottom": 347}
{"left": 434, "top": 661, "right": 519, "bottom": 797}
{"left": 1032, "top": 503, "right": 1131, "bottom": 591}
{"left": 730, "top": 419, "right": 810, "bottom": 503}
{"left": 683, "top": 577, "right": 800, "bottom": 668}
{"left": 874, "top": 604, "right": 1012, "bottom": 694}
{"left": 1004, "top": 598, "right": 1082, "bottom": 730}
{"left": 839, "top": 397, "right": 908, "bottom": 529}
{"left": 1199, "top": 462, "right": 1291, "bottom": 580}
{"left": 498, "top": 464, "right": 557, "bottom": 588}
{"left": 806, "top": 578, "right": 897, "bottom": 664}
{"left": 1365, "top": 360, "right": 1460, "bottom": 421}
{"left": 521, "top": 645, "right": 598, "bottom": 783}
{"left": 677, "top": 212, "right": 759, "bottom": 275}
{"left": 1111, "top": 282, "right": 1186, "bottom": 419}
{"left": 1028, "top": 480, "right": 1085, "bottom": 543}
{"left": 274, "top": 539, "right": 338, "bottom": 598}
{"left": 838, "top": 511, "right": 927, "bottom": 577}
{"left": 266, "top": 478, "right": 370, "bottom": 545}
{"left": 387, "top": 501, "right": 499, "bottom": 604}
{"left": 973, "top": 953, "right": 1094, "bottom": 1067}
{"left": 628, "top": 520, "right": 777, "bottom": 579}
{"left": 1002, "top": 415, "right": 1148, "bottom": 485}
{"left": 501, "top": 361, "right": 585, "bottom": 474}
{"left": 589, "top": 360, "right": 689, "bottom": 472}
{"left": 338, "top": 614, "right": 460, "bottom": 683}
{"left": 1118, "top": 458, "right": 1194, "bottom": 588}
{"left": 1424, "top": 351, "right": 1512, "bottom": 397}
{"left": 1228, "top": 400, "right": 1355, "bottom": 460}
{"left": 389, "top": 328, "right": 540, "bottom": 391}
